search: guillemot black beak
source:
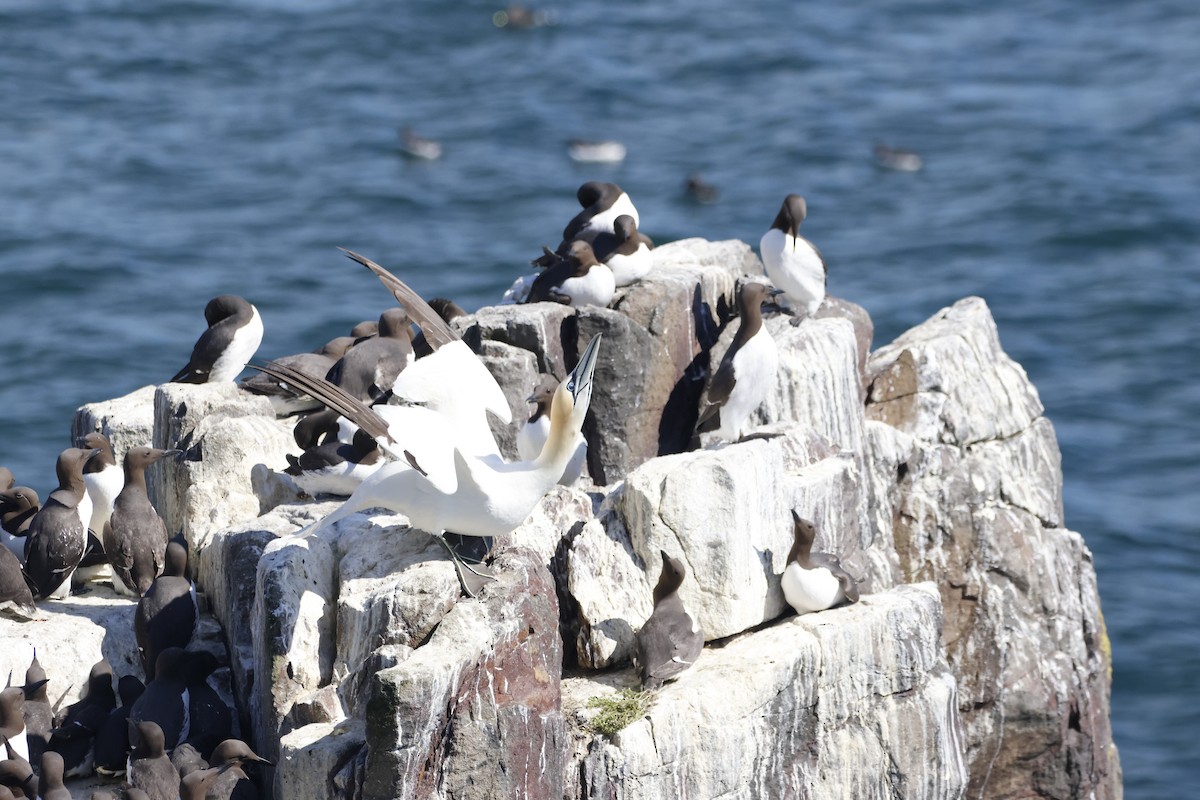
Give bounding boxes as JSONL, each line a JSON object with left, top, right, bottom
{"left": 567, "top": 334, "right": 602, "bottom": 403}
{"left": 768, "top": 286, "right": 786, "bottom": 297}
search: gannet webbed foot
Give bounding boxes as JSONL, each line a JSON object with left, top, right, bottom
{"left": 436, "top": 533, "right": 496, "bottom": 598}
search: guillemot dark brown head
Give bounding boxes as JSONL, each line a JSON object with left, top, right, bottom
{"left": 770, "top": 194, "right": 807, "bottom": 239}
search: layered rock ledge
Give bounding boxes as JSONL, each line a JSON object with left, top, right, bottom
{"left": 5, "top": 237, "right": 1120, "bottom": 800}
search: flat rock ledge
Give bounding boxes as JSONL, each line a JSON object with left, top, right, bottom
{"left": 5, "top": 237, "right": 1121, "bottom": 800}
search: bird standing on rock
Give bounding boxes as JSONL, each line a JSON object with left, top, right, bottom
{"left": 126, "top": 720, "right": 179, "bottom": 800}
{"left": 104, "top": 447, "right": 179, "bottom": 597}
{"left": 781, "top": 512, "right": 860, "bottom": 615}
{"left": 525, "top": 240, "right": 615, "bottom": 307}
{"left": 760, "top": 194, "right": 826, "bottom": 319}
{"left": 516, "top": 374, "right": 586, "bottom": 485}
{"left": 589, "top": 214, "right": 653, "bottom": 287}
{"left": 135, "top": 539, "right": 198, "bottom": 679}
{"left": 251, "top": 249, "right": 601, "bottom": 596}
{"left": 48, "top": 658, "right": 116, "bottom": 777}
{"left": 636, "top": 551, "right": 704, "bottom": 690}
{"left": 0, "top": 486, "right": 38, "bottom": 559}
{"left": 171, "top": 295, "right": 264, "bottom": 384}
{"left": 695, "top": 281, "right": 780, "bottom": 443}
{"left": 79, "top": 432, "right": 122, "bottom": 539}
{"left": 19, "top": 654, "right": 51, "bottom": 767}
{"left": 23, "top": 447, "right": 100, "bottom": 599}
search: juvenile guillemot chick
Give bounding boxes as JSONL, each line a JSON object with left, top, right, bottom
{"left": 126, "top": 720, "right": 179, "bottom": 800}
{"left": 171, "top": 295, "right": 264, "bottom": 384}
{"left": 38, "top": 751, "right": 70, "bottom": 800}
{"left": 589, "top": 214, "right": 653, "bottom": 287}
{"left": 525, "top": 240, "right": 615, "bottom": 307}
{"left": 23, "top": 447, "right": 100, "bottom": 599}
{"left": 49, "top": 658, "right": 115, "bottom": 777}
{"left": 0, "top": 688, "right": 29, "bottom": 763}
{"left": 135, "top": 540, "right": 198, "bottom": 680}
{"left": 516, "top": 374, "right": 585, "bottom": 485}
{"left": 695, "top": 282, "right": 780, "bottom": 443}
{"left": 636, "top": 551, "right": 704, "bottom": 690}
{"left": 781, "top": 512, "right": 860, "bottom": 615}
{"left": 104, "top": 447, "right": 179, "bottom": 597}
{"left": 79, "top": 432, "right": 122, "bottom": 538}
{"left": 760, "top": 194, "right": 826, "bottom": 319}
{"left": 324, "top": 307, "right": 414, "bottom": 402}
{"left": 0, "top": 486, "right": 38, "bottom": 561}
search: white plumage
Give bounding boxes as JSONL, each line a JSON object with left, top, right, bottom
{"left": 760, "top": 194, "right": 826, "bottom": 317}
{"left": 209, "top": 304, "right": 264, "bottom": 382}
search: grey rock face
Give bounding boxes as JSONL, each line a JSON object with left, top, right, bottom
{"left": 151, "top": 382, "right": 295, "bottom": 550}
{"left": 566, "top": 584, "right": 967, "bottom": 800}
{"left": 363, "top": 547, "right": 565, "bottom": 800}
{"left": 865, "top": 297, "right": 1119, "bottom": 799}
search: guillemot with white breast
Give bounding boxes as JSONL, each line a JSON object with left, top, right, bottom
{"left": 171, "top": 295, "right": 264, "bottom": 384}
{"left": 781, "top": 512, "right": 860, "bottom": 615}
{"left": 760, "top": 194, "right": 826, "bottom": 320}
{"left": 695, "top": 281, "right": 781, "bottom": 443}
{"left": 22, "top": 447, "right": 100, "bottom": 599}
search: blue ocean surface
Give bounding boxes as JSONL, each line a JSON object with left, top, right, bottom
{"left": 1, "top": 0, "right": 1197, "bottom": 794}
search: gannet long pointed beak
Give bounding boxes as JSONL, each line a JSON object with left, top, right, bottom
{"left": 567, "top": 334, "right": 602, "bottom": 407}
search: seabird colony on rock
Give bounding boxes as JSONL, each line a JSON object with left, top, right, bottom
{"left": 1, "top": 182, "right": 864, "bottom": 793}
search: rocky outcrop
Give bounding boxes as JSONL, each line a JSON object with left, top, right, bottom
{"left": 566, "top": 584, "right": 966, "bottom": 800}
{"left": 16, "top": 237, "right": 1118, "bottom": 800}
{"left": 865, "top": 298, "right": 1120, "bottom": 799}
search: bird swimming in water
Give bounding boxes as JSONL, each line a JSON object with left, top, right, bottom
{"left": 873, "top": 141, "right": 923, "bottom": 172}
{"left": 760, "top": 194, "right": 826, "bottom": 320}
{"left": 251, "top": 250, "right": 601, "bottom": 595}
{"left": 695, "top": 281, "right": 780, "bottom": 443}
{"left": 636, "top": 550, "right": 704, "bottom": 690}
{"left": 398, "top": 127, "right": 443, "bottom": 161}
{"left": 780, "top": 512, "right": 860, "bottom": 615}
{"left": 567, "top": 139, "right": 626, "bottom": 164}
{"left": 171, "top": 295, "right": 264, "bottom": 384}
{"left": 684, "top": 173, "right": 719, "bottom": 204}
